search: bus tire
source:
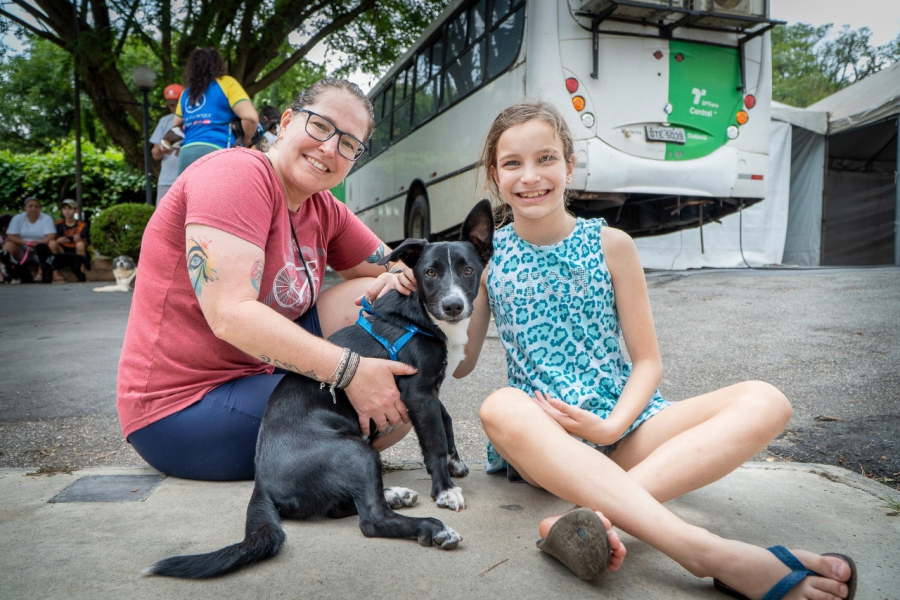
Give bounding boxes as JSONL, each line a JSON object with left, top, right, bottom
{"left": 407, "top": 195, "right": 431, "bottom": 241}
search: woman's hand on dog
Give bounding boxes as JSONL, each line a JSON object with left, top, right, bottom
{"left": 345, "top": 357, "right": 415, "bottom": 436}
{"left": 356, "top": 265, "right": 417, "bottom": 307}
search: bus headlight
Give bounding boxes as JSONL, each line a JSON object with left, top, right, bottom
{"left": 726, "top": 125, "right": 739, "bottom": 140}
{"left": 581, "top": 113, "right": 595, "bottom": 128}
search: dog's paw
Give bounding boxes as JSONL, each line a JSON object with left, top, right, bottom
{"left": 435, "top": 486, "right": 465, "bottom": 511}
{"left": 384, "top": 486, "right": 418, "bottom": 509}
{"left": 433, "top": 525, "right": 462, "bottom": 550}
{"left": 448, "top": 456, "right": 469, "bottom": 478}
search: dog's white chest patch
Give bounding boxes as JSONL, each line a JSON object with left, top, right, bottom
{"left": 433, "top": 318, "right": 469, "bottom": 375}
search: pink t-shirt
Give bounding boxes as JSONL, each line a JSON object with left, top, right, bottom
{"left": 117, "top": 148, "right": 380, "bottom": 439}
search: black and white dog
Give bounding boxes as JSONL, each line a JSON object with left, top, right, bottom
{"left": 145, "top": 199, "right": 495, "bottom": 579}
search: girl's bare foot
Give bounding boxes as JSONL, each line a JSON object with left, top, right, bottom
{"left": 538, "top": 508, "right": 626, "bottom": 573}
{"left": 711, "top": 543, "right": 854, "bottom": 600}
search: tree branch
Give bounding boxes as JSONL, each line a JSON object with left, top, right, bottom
{"left": 0, "top": 8, "right": 64, "bottom": 46}
{"left": 246, "top": 0, "right": 377, "bottom": 91}
{"left": 114, "top": 0, "right": 141, "bottom": 58}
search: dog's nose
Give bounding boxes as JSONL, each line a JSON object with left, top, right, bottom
{"left": 442, "top": 298, "right": 464, "bottom": 318}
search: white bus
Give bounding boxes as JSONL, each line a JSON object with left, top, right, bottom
{"left": 342, "top": 0, "right": 781, "bottom": 245}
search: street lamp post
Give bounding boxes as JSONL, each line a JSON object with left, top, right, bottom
{"left": 132, "top": 66, "right": 157, "bottom": 206}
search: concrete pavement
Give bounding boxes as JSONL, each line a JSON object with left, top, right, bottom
{"left": 2, "top": 269, "right": 900, "bottom": 598}
{"left": 1, "top": 461, "right": 898, "bottom": 599}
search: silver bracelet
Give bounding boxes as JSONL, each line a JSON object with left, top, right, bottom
{"left": 320, "top": 348, "right": 351, "bottom": 403}
{"left": 336, "top": 352, "right": 360, "bottom": 390}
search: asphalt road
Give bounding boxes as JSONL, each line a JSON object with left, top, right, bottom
{"left": 1, "top": 267, "right": 898, "bottom": 489}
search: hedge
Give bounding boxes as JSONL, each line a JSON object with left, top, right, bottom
{"left": 90, "top": 203, "right": 155, "bottom": 261}
{"left": 0, "top": 139, "right": 144, "bottom": 217}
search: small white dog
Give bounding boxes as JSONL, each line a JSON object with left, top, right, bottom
{"left": 93, "top": 255, "right": 137, "bottom": 293}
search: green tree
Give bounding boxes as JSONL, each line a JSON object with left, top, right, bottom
{"left": 773, "top": 23, "right": 900, "bottom": 107}
{"left": 0, "top": 0, "right": 451, "bottom": 169}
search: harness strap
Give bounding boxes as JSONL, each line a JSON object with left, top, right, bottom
{"left": 357, "top": 296, "right": 434, "bottom": 361}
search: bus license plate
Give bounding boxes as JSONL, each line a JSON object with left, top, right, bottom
{"left": 646, "top": 126, "right": 686, "bottom": 144}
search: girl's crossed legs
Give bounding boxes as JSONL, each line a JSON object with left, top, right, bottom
{"left": 480, "top": 384, "right": 854, "bottom": 599}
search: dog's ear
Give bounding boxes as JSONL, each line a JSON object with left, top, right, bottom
{"left": 460, "top": 199, "right": 494, "bottom": 265}
{"left": 379, "top": 238, "right": 427, "bottom": 269}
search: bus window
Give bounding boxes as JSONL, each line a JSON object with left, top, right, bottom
{"left": 431, "top": 37, "right": 443, "bottom": 77}
{"left": 443, "top": 40, "right": 485, "bottom": 107}
{"left": 413, "top": 40, "right": 441, "bottom": 126}
{"left": 372, "top": 92, "right": 384, "bottom": 122}
{"left": 392, "top": 65, "right": 413, "bottom": 140}
{"left": 488, "top": 5, "right": 525, "bottom": 79}
{"left": 468, "top": 0, "right": 486, "bottom": 45}
{"left": 446, "top": 10, "right": 467, "bottom": 64}
{"left": 492, "top": 0, "right": 512, "bottom": 22}
{"left": 394, "top": 66, "right": 409, "bottom": 104}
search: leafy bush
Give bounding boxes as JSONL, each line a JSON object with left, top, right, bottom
{"left": 90, "top": 203, "right": 155, "bottom": 261}
{"left": 0, "top": 139, "right": 144, "bottom": 216}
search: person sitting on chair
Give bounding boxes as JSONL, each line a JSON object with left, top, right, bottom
{"left": 48, "top": 199, "right": 88, "bottom": 282}
{"left": 1, "top": 197, "right": 56, "bottom": 283}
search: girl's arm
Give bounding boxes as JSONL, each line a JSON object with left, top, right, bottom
{"left": 598, "top": 226, "right": 663, "bottom": 439}
{"left": 185, "top": 223, "right": 414, "bottom": 436}
{"left": 453, "top": 268, "right": 491, "bottom": 378}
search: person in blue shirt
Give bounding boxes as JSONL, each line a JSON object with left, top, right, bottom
{"left": 173, "top": 48, "right": 259, "bottom": 173}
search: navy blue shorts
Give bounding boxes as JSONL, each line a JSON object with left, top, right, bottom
{"left": 128, "top": 307, "right": 323, "bottom": 481}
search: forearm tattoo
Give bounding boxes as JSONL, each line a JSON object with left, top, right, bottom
{"left": 365, "top": 243, "right": 389, "bottom": 271}
{"left": 187, "top": 237, "right": 219, "bottom": 298}
{"left": 259, "top": 355, "right": 317, "bottom": 379}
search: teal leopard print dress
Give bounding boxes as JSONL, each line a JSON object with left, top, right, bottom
{"left": 485, "top": 218, "right": 670, "bottom": 473}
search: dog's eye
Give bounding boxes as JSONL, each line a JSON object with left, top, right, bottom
{"left": 464, "top": 267, "right": 474, "bottom": 276}
{"left": 425, "top": 268, "right": 437, "bottom": 277}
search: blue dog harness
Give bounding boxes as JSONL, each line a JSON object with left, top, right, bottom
{"left": 357, "top": 296, "right": 434, "bottom": 361}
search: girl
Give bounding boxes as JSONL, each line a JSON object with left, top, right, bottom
{"left": 447, "top": 101, "right": 856, "bottom": 599}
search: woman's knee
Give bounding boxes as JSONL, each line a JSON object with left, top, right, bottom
{"left": 317, "top": 277, "right": 375, "bottom": 336}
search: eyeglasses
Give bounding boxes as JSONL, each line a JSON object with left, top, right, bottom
{"left": 297, "top": 108, "right": 368, "bottom": 162}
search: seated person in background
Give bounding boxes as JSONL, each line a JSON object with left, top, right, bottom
{"left": 1, "top": 197, "right": 56, "bottom": 283}
{"left": 48, "top": 198, "right": 88, "bottom": 282}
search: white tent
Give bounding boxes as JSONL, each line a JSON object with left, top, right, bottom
{"left": 636, "top": 62, "right": 900, "bottom": 269}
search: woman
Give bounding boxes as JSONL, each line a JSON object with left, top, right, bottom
{"left": 118, "top": 79, "right": 415, "bottom": 481}
{"left": 1, "top": 197, "right": 57, "bottom": 283}
{"left": 173, "top": 48, "right": 259, "bottom": 173}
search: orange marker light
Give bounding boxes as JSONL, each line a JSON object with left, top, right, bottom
{"left": 736, "top": 110, "right": 749, "bottom": 125}
{"left": 572, "top": 96, "right": 586, "bottom": 111}
{"left": 744, "top": 94, "right": 756, "bottom": 109}
{"left": 565, "top": 78, "right": 579, "bottom": 93}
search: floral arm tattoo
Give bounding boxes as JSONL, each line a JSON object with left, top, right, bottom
{"left": 250, "top": 259, "right": 263, "bottom": 293}
{"left": 187, "top": 237, "right": 219, "bottom": 299}
{"left": 366, "top": 242, "right": 389, "bottom": 271}
{"left": 259, "top": 355, "right": 317, "bottom": 379}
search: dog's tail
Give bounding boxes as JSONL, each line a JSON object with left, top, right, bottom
{"left": 143, "top": 487, "right": 285, "bottom": 579}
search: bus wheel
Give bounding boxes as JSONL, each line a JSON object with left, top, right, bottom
{"left": 407, "top": 195, "right": 431, "bottom": 240}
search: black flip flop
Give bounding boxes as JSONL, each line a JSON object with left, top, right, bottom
{"left": 535, "top": 507, "right": 610, "bottom": 580}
